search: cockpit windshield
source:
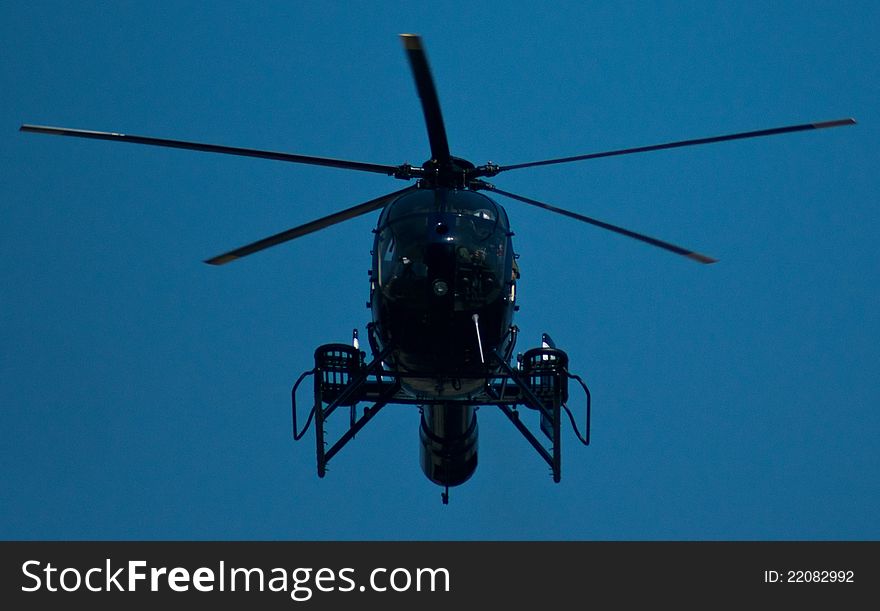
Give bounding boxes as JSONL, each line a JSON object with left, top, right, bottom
{"left": 379, "top": 188, "right": 508, "bottom": 227}
{"left": 375, "top": 190, "right": 511, "bottom": 310}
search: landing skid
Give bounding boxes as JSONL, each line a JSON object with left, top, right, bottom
{"left": 291, "top": 327, "right": 591, "bottom": 503}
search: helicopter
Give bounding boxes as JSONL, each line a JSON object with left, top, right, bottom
{"left": 21, "top": 34, "right": 854, "bottom": 503}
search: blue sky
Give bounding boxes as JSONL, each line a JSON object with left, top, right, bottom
{"left": 2, "top": 1, "right": 877, "bottom": 540}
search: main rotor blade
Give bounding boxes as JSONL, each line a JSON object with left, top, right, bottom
{"left": 400, "top": 34, "right": 451, "bottom": 164}
{"left": 205, "top": 185, "right": 418, "bottom": 265}
{"left": 20, "top": 124, "right": 401, "bottom": 176}
{"left": 484, "top": 185, "right": 717, "bottom": 264}
{"left": 495, "top": 118, "right": 856, "bottom": 173}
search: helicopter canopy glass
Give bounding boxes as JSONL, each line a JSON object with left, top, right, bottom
{"left": 379, "top": 189, "right": 509, "bottom": 228}
{"left": 375, "top": 190, "right": 511, "bottom": 310}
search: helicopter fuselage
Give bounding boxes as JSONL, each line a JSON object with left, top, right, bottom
{"left": 369, "top": 187, "right": 517, "bottom": 398}
{"left": 367, "top": 186, "right": 519, "bottom": 487}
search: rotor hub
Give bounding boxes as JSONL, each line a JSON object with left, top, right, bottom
{"left": 420, "top": 156, "right": 475, "bottom": 189}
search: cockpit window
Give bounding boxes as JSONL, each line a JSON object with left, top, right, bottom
{"left": 377, "top": 229, "right": 506, "bottom": 310}
{"left": 375, "top": 189, "right": 511, "bottom": 310}
{"left": 379, "top": 189, "right": 509, "bottom": 230}
{"left": 446, "top": 196, "right": 498, "bottom": 223}
{"left": 382, "top": 190, "right": 436, "bottom": 226}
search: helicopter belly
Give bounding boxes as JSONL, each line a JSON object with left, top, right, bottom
{"left": 376, "top": 299, "right": 511, "bottom": 397}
